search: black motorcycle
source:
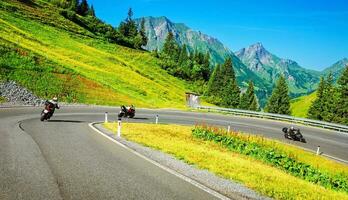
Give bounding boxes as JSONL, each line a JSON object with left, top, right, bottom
{"left": 40, "top": 101, "right": 57, "bottom": 121}
{"left": 118, "top": 105, "right": 135, "bottom": 119}
{"left": 282, "top": 127, "right": 306, "bottom": 143}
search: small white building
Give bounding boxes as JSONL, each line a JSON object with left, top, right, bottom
{"left": 185, "top": 92, "right": 200, "bottom": 108}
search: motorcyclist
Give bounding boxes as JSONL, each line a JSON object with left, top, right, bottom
{"left": 45, "top": 97, "right": 60, "bottom": 117}
{"left": 289, "top": 126, "right": 296, "bottom": 136}
{"left": 128, "top": 105, "right": 134, "bottom": 112}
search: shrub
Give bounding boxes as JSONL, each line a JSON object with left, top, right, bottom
{"left": 192, "top": 126, "right": 348, "bottom": 193}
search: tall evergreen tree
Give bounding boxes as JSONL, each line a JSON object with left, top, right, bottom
{"left": 88, "top": 4, "right": 96, "bottom": 17}
{"left": 265, "top": 75, "right": 291, "bottom": 115}
{"left": 119, "top": 8, "right": 138, "bottom": 38}
{"left": 336, "top": 65, "right": 348, "bottom": 125}
{"left": 201, "top": 52, "right": 211, "bottom": 81}
{"left": 240, "top": 80, "right": 258, "bottom": 111}
{"left": 220, "top": 58, "right": 240, "bottom": 108}
{"left": 308, "top": 77, "right": 326, "bottom": 120}
{"left": 139, "top": 18, "right": 148, "bottom": 47}
{"left": 77, "top": 0, "right": 89, "bottom": 16}
{"left": 206, "top": 64, "right": 223, "bottom": 97}
{"left": 69, "top": 0, "right": 79, "bottom": 11}
{"left": 162, "top": 32, "right": 179, "bottom": 58}
{"left": 321, "top": 72, "right": 338, "bottom": 122}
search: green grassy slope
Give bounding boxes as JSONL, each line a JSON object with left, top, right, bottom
{"left": 290, "top": 92, "right": 317, "bottom": 118}
{"left": 0, "top": 0, "right": 187, "bottom": 108}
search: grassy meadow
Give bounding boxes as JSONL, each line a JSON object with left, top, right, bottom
{"left": 0, "top": 0, "right": 187, "bottom": 107}
{"left": 103, "top": 122, "right": 348, "bottom": 200}
{"left": 290, "top": 92, "right": 317, "bottom": 118}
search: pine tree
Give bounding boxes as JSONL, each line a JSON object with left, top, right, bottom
{"left": 240, "top": 80, "right": 258, "bottom": 111}
{"left": 201, "top": 52, "right": 211, "bottom": 81}
{"left": 220, "top": 57, "right": 240, "bottom": 108}
{"left": 78, "top": 0, "right": 89, "bottom": 16}
{"left": 139, "top": 18, "right": 148, "bottom": 47}
{"left": 88, "top": 4, "right": 96, "bottom": 17}
{"left": 336, "top": 65, "right": 348, "bottom": 124}
{"left": 265, "top": 75, "right": 291, "bottom": 115}
{"left": 206, "top": 64, "right": 223, "bottom": 97}
{"left": 222, "top": 78, "right": 240, "bottom": 108}
{"left": 69, "top": 0, "right": 79, "bottom": 12}
{"left": 308, "top": 77, "right": 326, "bottom": 120}
{"left": 178, "top": 44, "right": 188, "bottom": 65}
{"left": 162, "top": 32, "right": 179, "bottom": 58}
{"left": 321, "top": 72, "right": 337, "bottom": 122}
{"left": 119, "top": 8, "right": 138, "bottom": 38}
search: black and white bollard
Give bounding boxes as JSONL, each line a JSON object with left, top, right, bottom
{"left": 105, "top": 112, "right": 108, "bottom": 123}
{"left": 227, "top": 125, "right": 231, "bottom": 133}
{"left": 117, "top": 119, "right": 121, "bottom": 137}
{"left": 155, "top": 115, "right": 159, "bottom": 124}
{"left": 316, "top": 146, "right": 320, "bottom": 155}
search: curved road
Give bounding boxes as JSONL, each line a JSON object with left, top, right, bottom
{"left": 1, "top": 106, "right": 347, "bottom": 199}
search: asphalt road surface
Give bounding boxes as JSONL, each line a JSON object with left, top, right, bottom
{"left": 1, "top": 106, "right": 347, "bottom": 199}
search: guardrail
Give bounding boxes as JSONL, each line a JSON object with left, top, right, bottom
{"left": 196, "top": 106, "right": 348, "bottom": 134}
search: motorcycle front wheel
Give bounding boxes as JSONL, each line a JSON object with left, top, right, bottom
{"left": 40, "top": 114, "right": 46, "bottom": 121}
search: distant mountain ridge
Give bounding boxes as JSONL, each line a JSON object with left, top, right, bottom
{"left": 321, "top": 58, "right": 348, "bottom": 81}
{"left": 235, "top": 43, "right": 321, "bottom": 96}
{"left": 135, "top": 16, "right": 232, "bottom": 64}
{"left": 135, "top": 16, "right": 271, "bottom": 105}
{"left": 136, "top": 16, "right": 347, "bottom": 106}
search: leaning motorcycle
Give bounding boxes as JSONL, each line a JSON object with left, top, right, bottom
{"left": 118, "top": 105, "right": 135, "bottom": 118}
{"left": 40, "top": 101, "right": 55, "bottom": 121}
{"left": 282, "top": 127, "right": 306, "bottom": 143}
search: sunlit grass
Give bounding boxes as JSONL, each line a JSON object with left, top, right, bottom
{"left": 291, "top": 92, "right": 317, "bottom": 118}
{"left": 0, "top": 0, "right": 187, "bottom": 108}
{"left": 103, "top": 122, "right": 348, "bottom": 200}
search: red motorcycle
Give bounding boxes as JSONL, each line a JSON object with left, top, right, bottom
{"left": 118, "top": 105, "right": 135, "bottom": 119}
{"left": 40, "top": 100, "right": 58, "bottom": 121}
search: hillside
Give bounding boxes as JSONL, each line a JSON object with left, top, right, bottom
{"left": 236, "top": 43, "right": 321, "bottom": 97}
{"left": 0, "top": 0, "right": 187, "bottom": 108}
{"left": 290, "top": 92, "right": 317, "bottom": 118}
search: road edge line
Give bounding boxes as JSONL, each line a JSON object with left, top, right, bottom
{"left": 88, "top": 122, "right": 232, "bottom": 200}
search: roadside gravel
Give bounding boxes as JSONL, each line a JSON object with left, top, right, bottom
{"left": 94, "top": 123, "right": 271, "bottom": 200}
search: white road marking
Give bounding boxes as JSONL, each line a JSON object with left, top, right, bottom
{"left": 88, "top": 122, "right": 231, "bottom": 200}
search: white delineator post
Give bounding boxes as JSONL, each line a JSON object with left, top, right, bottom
{"left": 105, "top": 112, "right": 108, "bottom": 123}
{"left": 117, "top": 119, "right": 121, "bottom": 137}
{"left": 316, "top": 146, "right": 320, "bottom": 155}
{"left": 227, "top": 125, "right": 231, "bottom": 133}
{"left": 155, "top": 115, "right": 159, "bottom": 124}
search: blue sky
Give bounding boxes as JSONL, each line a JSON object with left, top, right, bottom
{"left": 88, "top": 0, "right": 348, "bottom": 70}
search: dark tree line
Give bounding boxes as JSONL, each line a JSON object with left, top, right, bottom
{"left": 53, "top": 0, "right": 147, "bottom": 49}
{"left": 157, "top": 32, "right": 210, "bottom": 82}
{"left": 308, "top": 66, "right": 348, "bottom": 125}
{"left": 51, "top": 0, "right": 95, "bottom": 16}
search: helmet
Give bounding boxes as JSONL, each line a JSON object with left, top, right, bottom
{"left": 290, "top": 126, "right": 294, "bottom": 130}
{"left": 52, "top": 97, "right": 58, "bottom": 102}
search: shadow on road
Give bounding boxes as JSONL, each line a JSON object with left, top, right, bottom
{"left": 132, "top": 117, "right": 149, "bottom": 120}
{"left": 47, "top": 120, "right": 87, "bottom": 123}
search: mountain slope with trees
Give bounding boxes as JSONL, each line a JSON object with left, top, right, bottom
{"left": 235, "top": 43, "right": 321, "bottom": 97}
{"left": 0, "top": 0, "right": 187, "bottom": 107}
{"left": 135, "top": 16, "right": 271, "bottom": 106}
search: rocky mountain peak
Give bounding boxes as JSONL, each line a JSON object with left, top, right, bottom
{"left": 236, "top": 42, "right": 270, "bottom": 61}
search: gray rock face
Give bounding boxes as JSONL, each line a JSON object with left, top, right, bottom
{"left": 0, "top": 81, "right": 43, "bottom": 105}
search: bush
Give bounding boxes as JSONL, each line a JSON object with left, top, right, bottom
{"left": 192, "top": 126, "right": 348, "bottom": 193}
